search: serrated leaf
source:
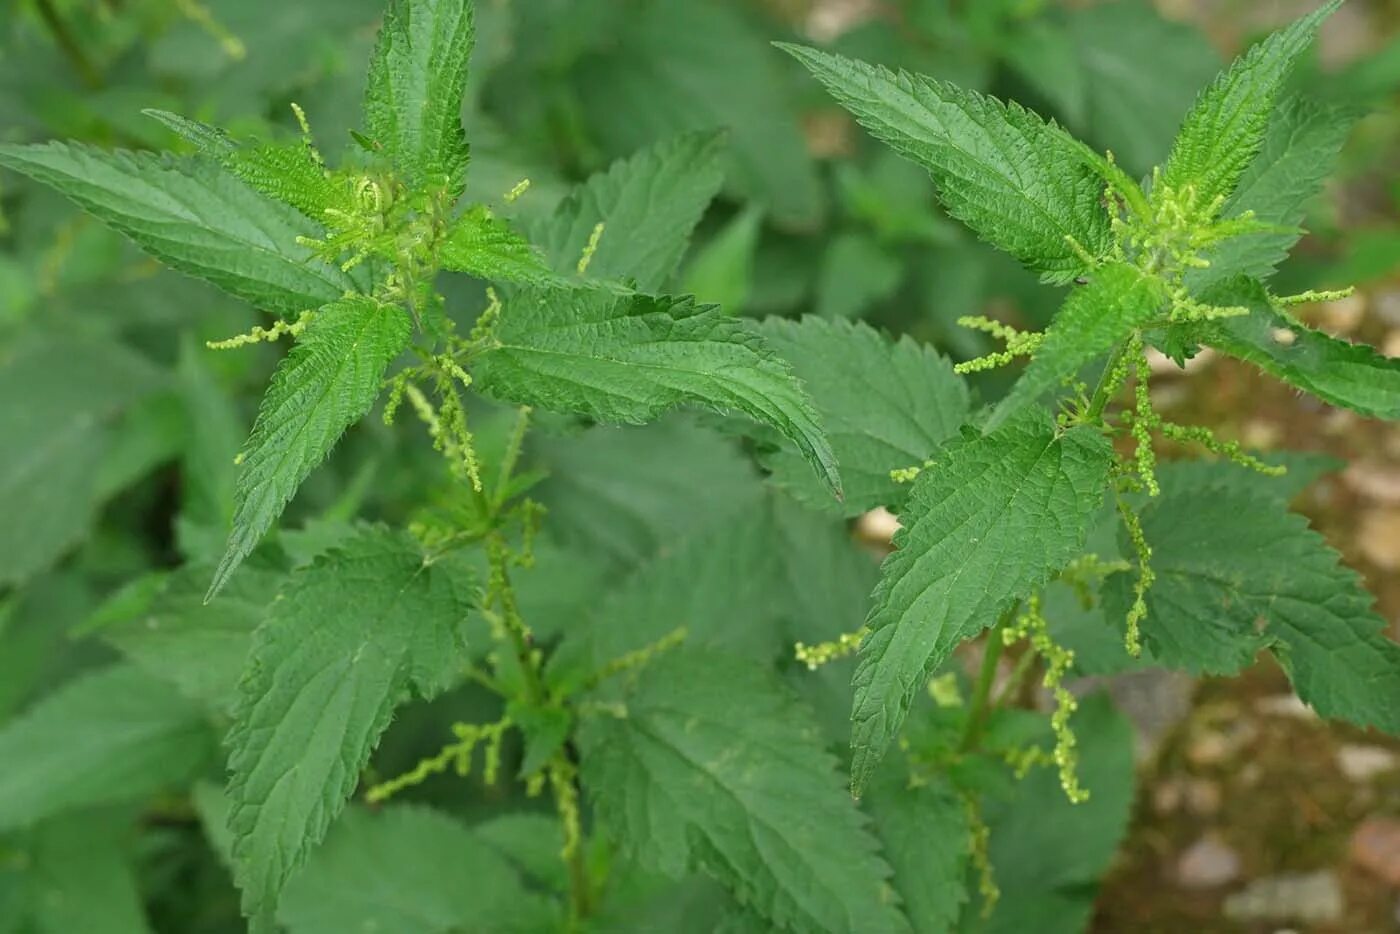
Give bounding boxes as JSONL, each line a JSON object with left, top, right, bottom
{"left": 145, "top": 109, "right": 353, "bottom": 222}
{"left": 525, "top": 132, "right": 727, "bottom": 292}
{"left": 1199, "top": 277, "right": 1400, "bottom": 420}
{"left": 363, "top": 0, "right": 474, "bottom": 193}
{"left": 0, "top": 142, "right": 359, "bottom": 316}
{"left": 866, "top": 770, "right": 969, "bottom": 934}
{"left": 532, "top": 418, "right": 764, "bottom": 573}
{"left": 989, "top": 263, "right": 1168, "bottom": 430}
{"left": 0, "top": 338, "right": 161, "bottom": 587}
{"left": 970, "top": 694, "right": 1135, "bottom": 933}
{"left": 225, "top": 527, "right": 473, "bottom": 927}
{"left": 1059, "top": 2, "right": 1222, "bottom": 176}
{"left": 548, "top": 507, "right": 783, "bottom": 693}
{"left": 1191, "top": 97, "right": 1358, "bottom": 288}
{"left": 757, "top": 317, "right": 969, "bottom": 515}
{"left": 210, "top": 295, "right": 410, "bottom": 598}
{"left": 439, "top": 204, "right": 556, "bottom": 284}
{"left": 574, "top": 0, "right": 823, "bottom": 227}
{"left": 90, "top": 562, "right": 280, "bottom": 714}
{"left": 851, "top": 410, "right": 1112, "bottom": 794}
{"left": 476, "top": 290, "right": 841, "bottom": 498}
{"left": 1160, "top": 1, "right": 1339, "bottom": 213}
{"left": 0, "top": 665, "right": 216, "bottom": 831}
{"left": 579, "top": 649, "right": 904, "bottom": 934}
{"left": 278, "top": 805, "right": 554, "bottom": 934}
{"left": 781, "top": 44, "right": 1110, "bottom": 283}
{"left": 1104, "top": 476, "right": 1400, "bottom": 732}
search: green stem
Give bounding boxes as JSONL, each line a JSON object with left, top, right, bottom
{"left": 1085, "top": 339, "right": 1131, "bottom": 423}
{"left": 486, "top": 535, "right": 544, "bottom": 705}
{"left": 960, "top": 604, "right": 1017, "bottom": 753}
{"left": 34, "top": 0, "right": 101, "bottom": 89}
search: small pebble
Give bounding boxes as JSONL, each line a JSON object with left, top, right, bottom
{"left": 1255, "top": 694, "right": 1315, "bottom": 720}
{"left": 1336, "top": 744, "right": 1399, "bottom": 782}
{"left": 1318, "top": 293, "right": 1366, "bottom": 334}
{"left": 1176, "top": 834, "right": 1241, "bottom": 889}
{"left": 1357, "top": 508, "right": 1400, "bottom": 570}
{"left": 1343, "top": 461, "right": 1400, "bottom": 504}
{"left": 1351, "top": 817, "right": 1400, "bottom": 886}
{"left": 1223, "top": 871, "right": 1343, "bottom": 925}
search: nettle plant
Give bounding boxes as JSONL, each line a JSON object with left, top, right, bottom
{"left": 3, "top": 0, "right": 1399, "bottom": 931}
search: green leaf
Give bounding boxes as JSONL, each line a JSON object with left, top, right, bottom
{"left": 780, "top": 44, "right": 1110, "bottom": 283}
{"left": 574, "top": 0, "right": 823, "bottom": 227}
{"left": 476, "top": 290, "right": 841, "bottom": 498}
{"left": 225, "top": 527, "right": 473, "bottom": 927}
{"left": 1191, "top": 97, "right": 1358, "bottom": 288}
{"left": 1058, "top": 2, "right": 1222, "bottom": 176}
{"left": 970, "top": 694, "right": 1135, "bottom": 933}
{"left": 680, "top": 206, "right": 764, "bottom": 312}
{"left": 866, "top": 770, "right": 969, "bottom": 934}
{"left": 814, "top": 232, "right": 903, "bottom": 320}
{"left": 363, "top": 0, "right": 475, "bottom": 193}
{"left": 210, "top": 295, "right": 410, "bottom": 599}
{"left": 0, "top": 142, "right": 359, "bottom": 316}
{"left": 579, "top": 649, "right": 904, "bottom": 934}
{"left": 278, "top": 805, "right": 554, "bottom": 934}
{"left": 20, "top": 814, "right": 154, "bottom": 934}
{"left": 1160, "top": 1, "right": 1339, "bottom": 214}
{"left": 145, "top": 109, "right": 353, "bottom": 222}
{"left": 549, "top": 507, "right": 783, "bottom": 691}
{"left": 851, "top": 411, "right": 1112, "bottom": 795}
{"left": 0, "top": 338, "right": 161, "bottom": 588}
{"left": 525, "top": 132, "right": 727, "bottom": 292}
{"left": 89, "top": 561, "right": 280, "bottom": 714}
{"left": 989, "top": 263, "right": 1168, "bottom": 430}
{"left": 174, "top": 336, "right": 245, "bottom": 561}
{"left": 1105, "top": 475, "right": 1400, "bottom": 733}
{"left": 532, "top": 418, "right": 764, "bottom": 573}
{"left": 757, "top": 317, "right": 969, "bottom": 515}
{"left": 1199, "top": 277, "right": 1400, "bottom": 420}
{"left": 0, "top": 665, "right": 215, "bottom": 831}
{"left": 439, "top": 205, "right": 556, "bottom": 284}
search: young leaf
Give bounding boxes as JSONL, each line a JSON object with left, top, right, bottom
{"left": 439, "top": 205, "right": 557, "bottom": 285}
{"left": 278, "top": 806, "right": 555, "bottom": 934}
{"left": 779, "top": 44, "right": 1110, "bottom": 283}
{"left": 225, "top": 528, "right": 473, "bottom": 928}
{"left": 1159, "top": 1, "right": 1340, "bottom": 214}
{"left": 1199, "top": 277, "right": 1400, "bottom": 420}
{"left": 865, "top": 770, "right": 969, "bottom": 934}
{"left": 145, "top": 109, "right": 351, "bottom": 222}
{"left": 1104, "top": 476, "right": 1400, "bottom": 733}
{"left": 851, "top": 410, "right": 1112, "bottom": 795}
{"left": 989, "top": 263, "right": 1168, "bottom": 429}
{"left": 475, "top": 290, "right": 841, "bottom": 498}
{"left": 0, "top": 143, "right": 358, "bottom": 316}
{"left": 363, "top": 0, "right": 475, "bottom": 193}
{"left": 525, "top": 132, "right": 727, "bottom": 292}
{"left": 210, "top": 296, "right": 410, "bottom": 599}
{"left": 0, "top": 664, "right": 216, "bottom": 831}
{"left": 0, "top": 338, "right": 161, "bottom": 587}
{"left": 1190, "top": 98, "right": 1358, "bottom": 288}
{"left": 757, "top": 317, "right": 969, "bottom": 515}
{"left": 578, "top": 649, "right": 905, "bottom": 934}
